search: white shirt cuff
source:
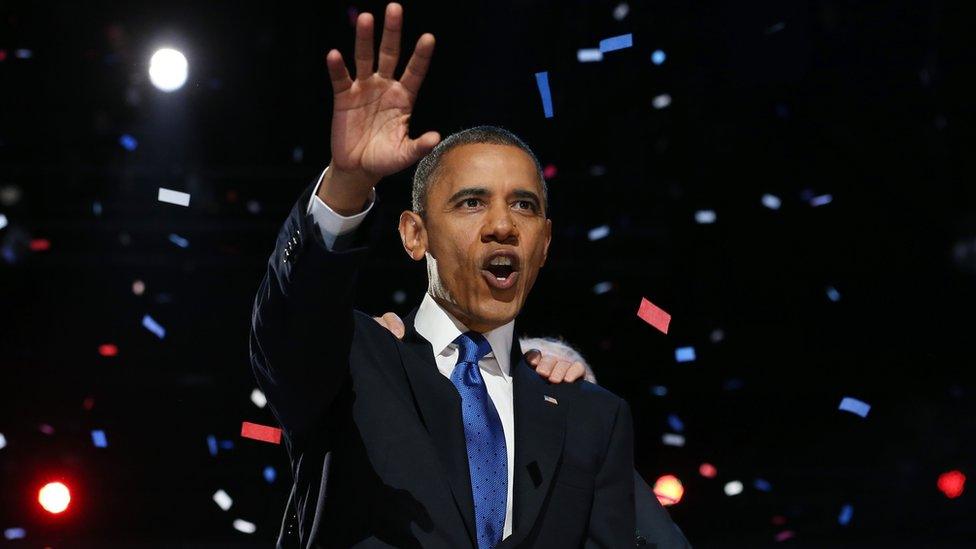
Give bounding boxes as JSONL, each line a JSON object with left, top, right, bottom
{"left": 306, "top": 167, "right": 376, "bottom": 250}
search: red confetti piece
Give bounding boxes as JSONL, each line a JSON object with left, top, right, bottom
{"left": 637, "top": 297, "right": 671, "bottom": 334}
{"left": 543, "top": 164, "right": 557, "bottom": 179}
{"left": 774, "top": 530, "right": 795, "bottom": 542}
{"left": 699, "top": 462, "right": 717, "bottom": 478}
{"left": 30, "top": 239, "right": 51, "bottom": 252}
{"left": 0, "top": 49, "right": 7, "bottom": 62}
{"left": 241, "top": 421, "right": 281, "bottom": 444}
{"left": 98, "top": 344, "right": 118, "bottom": 357}
{"left": 937, "top": 470, "right": 965, "bottom": 499}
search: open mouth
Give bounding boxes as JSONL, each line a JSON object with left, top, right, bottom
{"left": 481, "top": 251, "right": 520, "bottom": 290}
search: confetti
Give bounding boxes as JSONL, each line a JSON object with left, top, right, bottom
{"left": 650, "top": 385, "right": 668, "bottom": 397}
{"left": 168, "top": 233, "right": 189, "bottom": 248}
{"left": 207, "top": 435, "right": 218, "bottom": 456}
{"left": 652, "top": 93, "right": 672, "bottom": 109}
{"left": 534, "top": 72, "right": 554, "bottom": 118}
{"left": 30, "top": 238, "right": 51, "bottom": 251}
{"left": 91, "top": 430, "right": 108, "bottom": 448}
{"left": 838, "top": 396, "right": 870, "bottom": 418}
{"left": 119, "top": 134, "right": 138, "bottom": 151}
{"left": 158, "top": 187, "right": 191, "bottom": 207}
{"left": 675, "top": 346, "right": 696, "bottom": 363}
{"left": 662, "top": 433, "right": 685, "bottom": 447}
{"left": 92, "top": 201, "right": 103, "bottom": 216}
{"left": 98, "top": 344, "right": 118, "bottom": 357}
{"left": 651, "top": 49, "right": 667, "bottom": 65}
{"left": 39, "top": 423, "right": 55, "bottom": 435}
{"left": 213, "top": 489, "right": 233, "bottom": 511}
{"left": 250, "top": 388, "right": 267, "bottom": 408}
{"left": 774, "top": 530, "right": 795, "bottom": 542}
{"left": 667, "top": 413, "right": 684, "bottom": 432}
{"left": 587, "top": 225, "right": 610, "bottom": 241}
{"left": 219, "top": 439, "right": 235, "bottom": 450}
{"left": 577, "top": 48, "right": 603, "bottom": 63}
{"left": 3, "top": 528, "right": 25, "bottom": 540}
{"left": 753, "top": 478, "right": 772, "bottom": 492}
{"left": 233, "top": 519, "right": 257, "bottom": 534}
{"left": 826, "top": 286, "right": 841, "bottom": 302}
{"left": 612, "top": 3, "right": 629, "bottom": 21}
{"left": 0, "top": 213, "right": 7, "bottom": 230}
{"left": 694, "top": 210, "right": 716, "bottom": 224}
{"left": 592, "top": 281, "right": 613, "bottom": 295}
{"left": 937, "top": 470, "right": 965, "bottom": 499}
{"left": 724, "top": 480, "right": 744, "bottom": 496}
{"left": 709, "top": 329, "right": 725, "bottom": 343}
{"left": 838, "top": 503, "right": 853, "bottom": 526}
{"left": 0, "top": 432, "right": 6, "bottom": 449}
{"left": 637, "top": 297, "right": 671, "bottom": 334}
{"left": 699, "top": 463, "right": 717, "bottom": 478}
{"left": 132, "top": 279, "right": 145, "bottom": 295}
{"left": 598, "top": 33, "right": 633, "bottom": 53}
{"left": 142, "top": 314, "right": 166, "bottom": 339}
{"left": 761, "top": 193, "right": 782, "bottom": 210}
{"left": 263, "top": 466, "right": 277, "bottom": 484}
{"left": 543, "top": 164, "right": 557, "bottom": 179}
{"left": 241, "top": 421, "right": 282, "bottom": 444}
{"left": 810, "top": 193, "right": 833, "bottom": 207}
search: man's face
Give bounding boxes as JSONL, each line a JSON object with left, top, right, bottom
{"left": 412, "top": 143, "right": 551, "bottom": 332}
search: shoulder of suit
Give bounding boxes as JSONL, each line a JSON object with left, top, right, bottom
{"left": 553, "top": 378, "right": 628, "bottom": 415}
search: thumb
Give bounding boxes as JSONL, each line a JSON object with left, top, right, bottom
{"left": 523, "top": 348, "right": 542, "bottom": 365}
{"left": 382, "top": 312, "right": 406, "bottom": 340}
{"left": 407, "top": 130, "right": 441, "bottom": 162}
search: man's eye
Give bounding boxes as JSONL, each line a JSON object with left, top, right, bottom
{"left": 514, "top": 200, "right": 537, "bottom": 211}
{"left": 462, "top": 198, "right": 481, "bottom": 208}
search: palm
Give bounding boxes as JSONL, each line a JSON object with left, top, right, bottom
{"left": 326, "top": 3, "right": 439, "bottom": 180}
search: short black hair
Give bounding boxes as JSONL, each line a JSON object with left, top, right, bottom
{"left": 411, "top": 125, "right": 548, "bottom": 216}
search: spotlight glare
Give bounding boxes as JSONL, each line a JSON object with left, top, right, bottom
{"left": 149, "top": 48, "right": 188, "bottom": 92}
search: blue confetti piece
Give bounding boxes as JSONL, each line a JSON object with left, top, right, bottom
{"left": 675, "top": 346, "right": 696, "bottom": 363}
{"left": 168, "top": 233, "right": 189, "bottom": 248}
{"left": 577, "top": 48, "right": 603, "bottom": 63}
{"left": 588, "top": 225, "right": 610, "bottom": 241}
{"left": 650, "top": 385, "right": 668, "bottom": 397}
{"left": 838, "top": 396, "right": 870, "bottom": 418}
{"left": 810, "top": 193, "right": 833, "bottom": 207}
{"left": 694, "top": 209, "right": 716, "bottom": 224}
{"left": 119, "top": 134, "right": 138, "bottom": 151}
{"left": 753, "top": 478, "right": 772, "bottom": 492}
{"left": 534, "top": 72, "right": 554, "bottom": 118}
{"left": 761, "top": 193, "right": 781, "bottom": 210}
{"left": 592, "top": 281, "right": 613, "bottom": 295}
{"left": 4, "top": 527, "right": 26, "bottom": 540}
{"left": 599, "top": 33, "right": 633, "bottom": 53}
{"left": 263, "top": 465, "right": 277, "bottom": 483}
{"left": 826, "top": 286, "right": 841, "bottom": 302}
{"left": 219, "top": 439, "right": 234, "bottom": 450}
{"left": 93, "top": 201, "right": 103, "bottom": 216}
{"left": 666, "top": 413, "right": 684, "bottom": 433}
{"left": 142, "top": 314, "right": 166, "bottom": 339}
{"left": 838, "top": 503, "right": 853, "bottom": 526}
{"left": 651, "top": 49, "right": 666, "bottom": 65}
{"left": 91, "top": 429, "right": 108, "bottom": 448}
{"left": 207, "top": 435, "right": 218, "bottom": 456}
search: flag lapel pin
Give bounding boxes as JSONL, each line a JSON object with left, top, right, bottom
{"left": 544, "top": 395, "right": 558, "bottom": 405}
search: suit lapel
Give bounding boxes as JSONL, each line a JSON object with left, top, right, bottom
{"left": 501, "top": 336, "right": 566, "bottom": 547}
{"left": 395, "top": 308, "right": 477, "bottom": 546}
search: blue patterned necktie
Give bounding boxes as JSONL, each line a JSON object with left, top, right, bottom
{"left": 451, "top": 331, "right": 508, "bottom": 549}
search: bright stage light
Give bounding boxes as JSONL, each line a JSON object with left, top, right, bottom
{"left": 653, "top": 474, "right": 684, "bottom": 506}
{"left": 38, "top": 481, "right": 71, "bottom": 514}
{"left": 149, "top": 48, "right": 188, "bottom": 92}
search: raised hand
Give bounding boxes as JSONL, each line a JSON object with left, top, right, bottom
{"left": 322, "top": 2, "right": 440, "bottom": 210}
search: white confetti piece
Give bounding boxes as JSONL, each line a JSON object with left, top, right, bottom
{"left": 662, "top": 433, "right": 685, "bottom": 447}
{"left": 233, "top": 519, "right": 256, "bottom": 534}
{"left": 213, "top": 489, "right": 233, "bottom": 511}
{"left": 724, "top": 480, "right": 744, "bottom": 496}
{"left": 653, "top": 94, "right": 672, "bottom": 109}
{"left": 577, "top": 48, "right": 603, "bottom": 63}
{"left": 158, "top": 187, "right": 191, "bottom": 207}
{"left": 250, "top": 388, "right": 267, "bottom": 409}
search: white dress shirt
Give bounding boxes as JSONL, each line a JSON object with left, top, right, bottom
{"left": 307, "top": 168, "right": 516, "bottom": 539}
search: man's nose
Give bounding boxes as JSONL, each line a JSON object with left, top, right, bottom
{"left": 482, "top": 205, "right": 518, "bottom": 243}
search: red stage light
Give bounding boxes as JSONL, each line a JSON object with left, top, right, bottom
{"left": 653, "top": 474, "right": 684, "bottom": 506}
{"left": 937, "top": 470, "right": 965, "bottom": 499}
{"left": 38, "top": 481, "right": 71, "bottom": 514}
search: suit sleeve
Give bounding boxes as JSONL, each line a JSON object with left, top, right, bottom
{"left": 249, "top": 178, "right": 373, "bottom": 449}
{"left": 585, "top": 399, "right": 637, "bottom": 549}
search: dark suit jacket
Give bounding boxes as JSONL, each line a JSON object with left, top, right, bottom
{"left": 250, "top": 181, "right": 636, "bottom": 548}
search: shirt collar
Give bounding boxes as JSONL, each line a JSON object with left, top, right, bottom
{"left": 414, "top": 292, "right": 514, "bottom": 378}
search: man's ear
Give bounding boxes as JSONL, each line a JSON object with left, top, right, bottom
{"left": 540, "top": 218, "right": 552, "bottom": 267}
{"left": 398, "top": 210, "right": 428, "bottom": 261}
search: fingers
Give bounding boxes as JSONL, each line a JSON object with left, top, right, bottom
{"left": 377, "top": 3, "right": 403, "bottom": 78}
{"left": 354, "top": 12, "right": 375, "bottom": 80}
{"left": 381, "top": 312, "right": 405, "bottom": 339}
{"left": 325, "top": 49, "right": 353, "bottom": 95}
{"left": 524, "top": 348, "right": 542, "bottom": 365}
{"left": 400, "top": 33, "right": 435, "bottom": 97}
{"left": 407, "top": 131, "right": 441, "bottom": 163}
{"left": 563, "top": 361, "right": 586, "bottom": 383}
{"left": 533, "top": 355, "right": 557, "bottom": 378}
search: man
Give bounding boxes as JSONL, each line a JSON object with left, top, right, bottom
{"left": 250, "top": 3, "right": 635, "bottom": 547}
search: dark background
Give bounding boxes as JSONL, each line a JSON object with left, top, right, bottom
{"left": 1, "top": 0, "right": 974, "bottom": 546}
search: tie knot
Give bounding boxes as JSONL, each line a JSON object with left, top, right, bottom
{"left": 454, "top": 331, "right": 492, "bottom": 365}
